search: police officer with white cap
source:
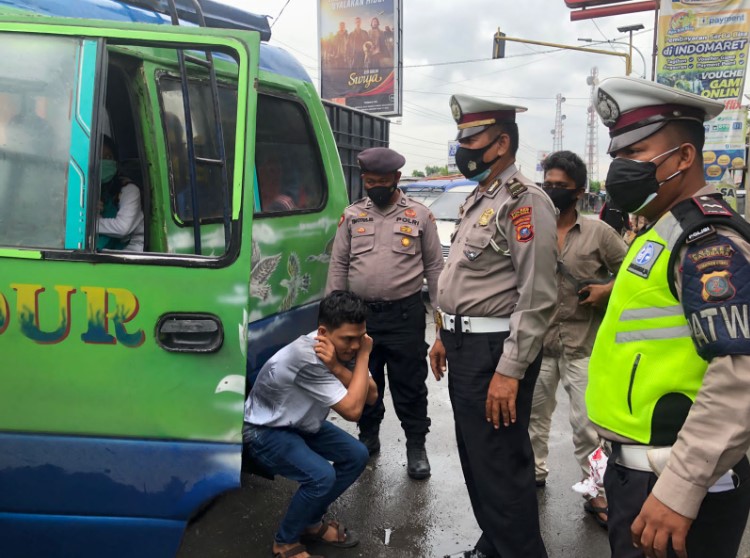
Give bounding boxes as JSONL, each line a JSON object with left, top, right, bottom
{"left": 431, "top": 94, "right": 558, "bottom": 558}
{"left": 326, "top": 147, "right": 443, "bottom": 480}
{"left": 588, "top": 76, "right": 750, "bottom": 558}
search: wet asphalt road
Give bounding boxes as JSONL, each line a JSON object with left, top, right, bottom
{"left": 179, "top": 307, "right": 750, "bottom": 558}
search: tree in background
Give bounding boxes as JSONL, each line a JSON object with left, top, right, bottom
{"left": 411, "top": 169, "right": 426, "bottom": 177}
{"left": 424, "top": 165, "right": 449, "bottom": 176}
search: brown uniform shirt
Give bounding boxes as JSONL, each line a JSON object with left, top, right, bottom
{"left": 543, "top": 212, "right": 628, "bottom": 359}
{"left": 326, "top": 190, "right": 444, "bottom": 305}
{"left": 595, "top": 185, "right": 750, "bottom": 519}
{"left": 437, "top": 164, "right": 558, "bottom": 379}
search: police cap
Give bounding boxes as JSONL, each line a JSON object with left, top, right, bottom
{"left": 450, "top": 94, "right": 527, "bottom": 140}
{"left": 596, "top": 76, "right": 724, "bottom": 154}
{"left": 357, "top": 147, "right": 406, "bottom": 174}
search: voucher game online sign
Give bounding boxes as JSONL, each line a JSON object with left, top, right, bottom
{"left": 319, "top": 0, "right": 402, "bottom": 116}
{"left": 657, "top": 0, "right": 750, "bottom": 208}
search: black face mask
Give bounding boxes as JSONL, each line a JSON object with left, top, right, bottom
{"left": 544, "top": 188, "right": 579, "bottom": 212}
{"left": 367, "top": 184, "right": 397, "bottom": 207}
{"left": 605, "top": 147, "right": 681, "bottom": 213}
{"left": 455, "top": 135, "right": 501, "bottom": 181}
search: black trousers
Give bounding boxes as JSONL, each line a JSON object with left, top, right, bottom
{"left": 359, "top": 292, "right": 430, "bottom": 443}
{"left": 605, "top": 454, "right": 750, "bottom": 558}
{"left": 443, "top": 329, "right": 548, "bottom": 558}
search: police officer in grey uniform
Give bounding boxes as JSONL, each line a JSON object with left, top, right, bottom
{"left": 588, "top": 77, "right": 750, "bottom": 558}
{"left": 431, "top": 95, "right": 557, "bottom": 558}
{"left": 326, "top": 147, "right": 443, "bottom": 480}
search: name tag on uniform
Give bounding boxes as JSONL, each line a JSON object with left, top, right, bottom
{"left": 627, "top": 241, "right": 665, "bottom": 279}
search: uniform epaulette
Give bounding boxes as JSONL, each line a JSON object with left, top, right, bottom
{"left": 506, "top": 179, "right": 527, "bottom": 199}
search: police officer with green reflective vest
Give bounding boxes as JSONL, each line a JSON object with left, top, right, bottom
{"left": 431, "top": 94, "right": 558, "bottom": 558}
{"left": 588, "top": 76, "right": 750, "bottom": 558}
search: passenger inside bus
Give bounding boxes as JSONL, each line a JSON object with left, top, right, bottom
{"left": 257, "top": 153, "right": 296, "bottom": 212}
{"left": 97, "top": 135, "right": 145, "bottom": 251}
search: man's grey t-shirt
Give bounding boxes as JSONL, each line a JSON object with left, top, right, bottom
{"left": 244, "top": 332, "right": 348, "bottom": 433}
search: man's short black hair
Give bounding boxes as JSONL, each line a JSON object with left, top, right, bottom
{"left": 318, "top": 290, "right": 367, "bottom": 330}
{"left": 543, "top": 150, "right": 588, "bottom": 190}
{"left": 492, "top": 122, "right": 519, "bottom": 157}
{"left": 666, "top": 120, "right": 706, "bottom": 157}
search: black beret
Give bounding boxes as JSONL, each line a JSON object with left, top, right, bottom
{"left": 357, "top": 147, "right": 405, "bottom": 174}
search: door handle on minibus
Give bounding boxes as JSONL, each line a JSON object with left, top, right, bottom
{"left": 156, "top": 314, "right": 224, "bottom": 353}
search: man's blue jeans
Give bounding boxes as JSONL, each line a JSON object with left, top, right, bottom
{"left": 243, "top": 420, "right": 369, "bottom": 544}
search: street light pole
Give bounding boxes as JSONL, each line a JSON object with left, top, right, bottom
{"left": 493, "top": 29, "right": 631, "bottom": 75}
{"left": 578, "top": 38, "right": 647, "bottom": 78}
{"left": 617, "top": 23, "right": 645, "bottom": 78}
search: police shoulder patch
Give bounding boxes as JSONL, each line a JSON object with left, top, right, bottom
{"left": 510, "top": 206, "right": 533, "bottom": 243}
{"left": 338, "top": 214, "right": 345, "bottom": 228}
{"left": 682, "top": 234, "right": 750, "bottom": 360}
{"left": 506, "top": 179, "right": 527, "bottom": 199}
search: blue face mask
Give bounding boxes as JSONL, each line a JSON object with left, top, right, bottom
{"left": 101, "top": 160, "right": 118, "bottom": 183}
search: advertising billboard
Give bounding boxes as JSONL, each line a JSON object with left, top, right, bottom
{"left": 319, "top": 0, "right": 402, "bottom": 116}
{"left": 657, "top": 0, "right": 750, "bottom": 105}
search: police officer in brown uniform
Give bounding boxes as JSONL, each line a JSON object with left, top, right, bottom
{"left": 326, "top": 147, "right": 443, "bottom": 479}
{"left": 430, "top": 95, "right": 557, "bottom": 558}
{"left": 587, "top": 77, "right": 750, "bottom": 558}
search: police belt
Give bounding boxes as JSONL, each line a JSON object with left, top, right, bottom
{"left": 608, "top": 443, "right": 667, "bottom": 472}
{"left": 364, "top": 291, "right": 421, "bottom": 313}
{"left": 439, "top": 311, "right": 510, "bottom": 334}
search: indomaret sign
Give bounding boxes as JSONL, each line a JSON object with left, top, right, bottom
{"left": 657, "top": 0, "right": 750, "bottom": 106}
{"left": 318, "top": 0, "right": 402, "bottom": 116}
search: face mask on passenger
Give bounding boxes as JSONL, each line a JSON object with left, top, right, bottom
{"left": 100, "top": 160, "right": 118, "bottom": 184}
{"left": 604, "top": 146, "right": 682, "bottom": 213}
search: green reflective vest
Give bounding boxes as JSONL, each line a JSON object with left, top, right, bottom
{"left": 587, "top": 213, "right": 706, "bottom": 444}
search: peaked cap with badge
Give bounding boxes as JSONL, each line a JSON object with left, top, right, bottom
{"left": 357, "top": 147, "right": 406, "bottom": 174}
{"left": 450, "top": 94, "right": 527, "bottom": 140}
{"left": 595, "top": 76, "right": 724, "bottom": 154}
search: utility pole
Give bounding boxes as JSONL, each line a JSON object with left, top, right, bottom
{"left": 553, "top": 94, "right": 566, "bottom": 152}
{"left": 585, "top": 67, "right": 599, "bottom": 192}
{"left": 617, "top": 23, "right": 646, "bottom": 78}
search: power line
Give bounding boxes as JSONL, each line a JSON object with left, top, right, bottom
{"left": 271, "top": 0, "right": 293, "bottom": 29}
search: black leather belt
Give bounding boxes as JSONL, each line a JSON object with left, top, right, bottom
{"left": 365, "top": 291, "right": 421, "bottom": 312}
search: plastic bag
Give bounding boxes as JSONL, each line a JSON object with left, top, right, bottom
{"left": 572, "top": 446, "right": 608, "bottom": 498}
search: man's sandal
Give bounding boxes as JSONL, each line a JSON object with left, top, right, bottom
{"left": 271, "top": 544, "right": 322, "bottom": 558}
{"left": 583, "top": 499, "right": 608, "bottom": 529}
{"left": 300, "top": 519, "right": 359, "bottom": 548}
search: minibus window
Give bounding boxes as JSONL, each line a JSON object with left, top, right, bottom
{"left": 0, "top": 34, "right": 80, "bottom": 249}
{"left": 159, "top": 76, "right": 237, "bottom": 225}
{"left": 255, "top": 95, "right": 326, "bottom": 216}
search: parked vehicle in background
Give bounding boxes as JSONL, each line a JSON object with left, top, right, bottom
{"left": 400, "top": 175, "right": 476, "bottom": 206}
{"left": 324, "top": 100, "right": 389, "bottom": 202}
{"left": 430, "top": 184, "right": 476, "bottom": 259}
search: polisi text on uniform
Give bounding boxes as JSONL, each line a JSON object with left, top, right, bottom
{"left": 396, "top": 217, "right": 420, "bottom": 226}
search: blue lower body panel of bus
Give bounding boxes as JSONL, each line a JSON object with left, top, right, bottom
{"left": 0, "top": 432, "right": 241, "bottom": 558}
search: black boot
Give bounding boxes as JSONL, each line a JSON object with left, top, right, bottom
{"left": 406, "top": 445, "right": 431, "bottom": 480}
{"left": 358, "top": 426, "right": 380, "bottom": 456}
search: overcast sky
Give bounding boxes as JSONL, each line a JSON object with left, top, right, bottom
{"left": 217, "top": 1, "right": 739, "bottom": 182}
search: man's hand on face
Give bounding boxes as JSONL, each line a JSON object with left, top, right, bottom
{"left": 314, "top": 335, "right": 338, "bottom": 372}
{"left": 358, "top": 333, "right": 373, "bottom": 358}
